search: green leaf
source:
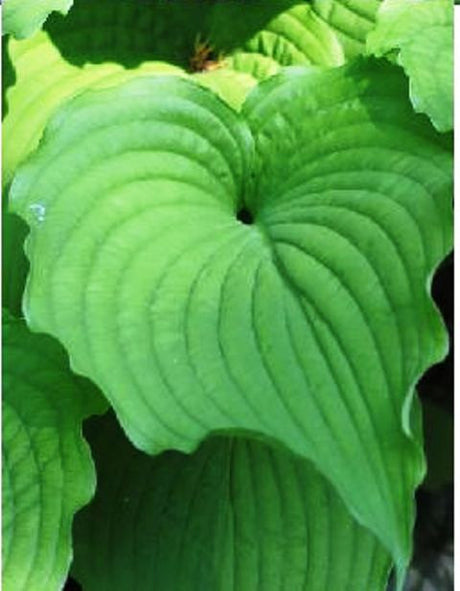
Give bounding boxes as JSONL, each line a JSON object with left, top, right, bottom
{"left": 2, "top": 16, "right": 184, "bottom": 186}
{"left": 367, "top": 0, "right": 453, "bottom": 132}
{"left": 3, "top": 0, "right": 347, "bottom": 185}
{"left": 2, "top": 0, "right": 74, "bottom": 39}
{"left": 311, "top": 0, "right": 382, "bottom": 58}
{"left": 2, "top": 312, "right": 107, "bottom": 591}
{"left": 72, "top": 413, "right": 391, "bottom": 591}
{"left": 209, "top": 1, "right": 345, "bottom": 79}
{"left": 9, "top": 60, "right": 453, "bottom": 582}
{"left": 192, "top": 68, "right": 258, "bottom": 112}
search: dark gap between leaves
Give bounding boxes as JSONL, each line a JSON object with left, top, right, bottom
{"left": 64, "top": 576, "right": 82, "bottom": 590}
{"left": 236, "top": 207, "right": 253, "bottom": 225}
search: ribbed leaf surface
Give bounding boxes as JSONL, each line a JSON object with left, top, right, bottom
{"left": 10, "top": 61, "right": 452, "bottom": 581}
{"left": 2, "top": 313, "right": 106, "bottom": 591}
{"left": 209, "top": 1, "right": 344, "bottom": 78}
{"left": 3, "top": 0, "right": 347, "bottom": 184}
{"left": 3, "top": 5, "right": 184, "bottom": 186}
{"left": 367, "top": 0, "right": 453, "bottom": 132}
{"left": 312, "top": 0, "right": 382, "bottom": 57}
{"left": 72, "top": 413, "right": 390, "bottom": 591}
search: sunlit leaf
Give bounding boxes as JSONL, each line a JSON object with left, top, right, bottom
{"left": 3, "top": 10, "right": 184, "bottom": 186}
{"left": 9, "top": 60, "right": 452, "bottom": 584}
{"left": 209, "top": 1, "right": 345, "bottom": 79}
{"left": 3, "top": 0, "right": 346, "bottom": 185}
{"left": 367, "top": 0, "right": 453, "bottom": 132}
{"left": 311, "top": 0, "right": 382, "bottom": 57}
{"left": 2, "top": 0, "right": 73, "bottom": 39}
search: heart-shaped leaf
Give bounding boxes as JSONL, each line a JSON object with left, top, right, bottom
{"left": 2, "top": 312, "right": 107, "bottom": 591}
{"left": 367, "top": 0, "right": 453, "bottom": 132}
{"left": 9, "top": 60, "right": 452, "bottom": 581}
{"left": 2, "top": 0, "right": 74, "bottom": 39}
{"left": 72, "top": 413, "right": 391, "bottom": 591}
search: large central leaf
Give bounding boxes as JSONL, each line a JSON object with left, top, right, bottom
{"left": 10, "top": 59, "right": 452, "bottom": 580}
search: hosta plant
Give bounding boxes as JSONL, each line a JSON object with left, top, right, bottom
{"left": 2, "top": 1, "right": 453, "bottom": 590}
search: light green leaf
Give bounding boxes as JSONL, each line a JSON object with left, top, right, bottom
{"left": 311, "top": 0, "right": 382, "bottom": 58}
{"left": 2, "top": 312, "right": 107, "bottom": 591}
{"left": 9, "top": 60, "right": 453, "bottom": 582}
{"left": 3, "top": 13, "right": 184, "bottom": 186}
{"left": 72, "top": 413, "right": 391, "bottom": 591}
{"left": 192, "top": 68, "right": 258, "bottom": 112}
{"left": 3, "top": 0, "right": 346, "bottom": 185}
{"left": 2, "top": 0, "right": 73, "bottom": 39}
{"left": 367, "top": 0, "right": 453, "bottom": 132}
{"left": 209, "top": 1, "right": 345, "bottom": 79}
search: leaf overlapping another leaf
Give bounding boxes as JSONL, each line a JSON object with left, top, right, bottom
{"left": 2, "top": 0, "right": 348, "bottom": 185}
{"left": 367, "top": 0, "right": 453, "bottom": 132}
{"left": 9, "top": 58, "right": 453, "bottom": 586}
{"left": 72, "top": 413, "right": 390, "bottom": 591}
{"left": 2, "top": 313, "right": 107, "bottom": 591}
{"left": 311, "top": 0, "right": 382, "bottom": 57}
{"left": 2, "top": 0, "right": 187, "bottom": 187}
{"left": 209, "top": 0, "right": 345, "bottom": 77}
